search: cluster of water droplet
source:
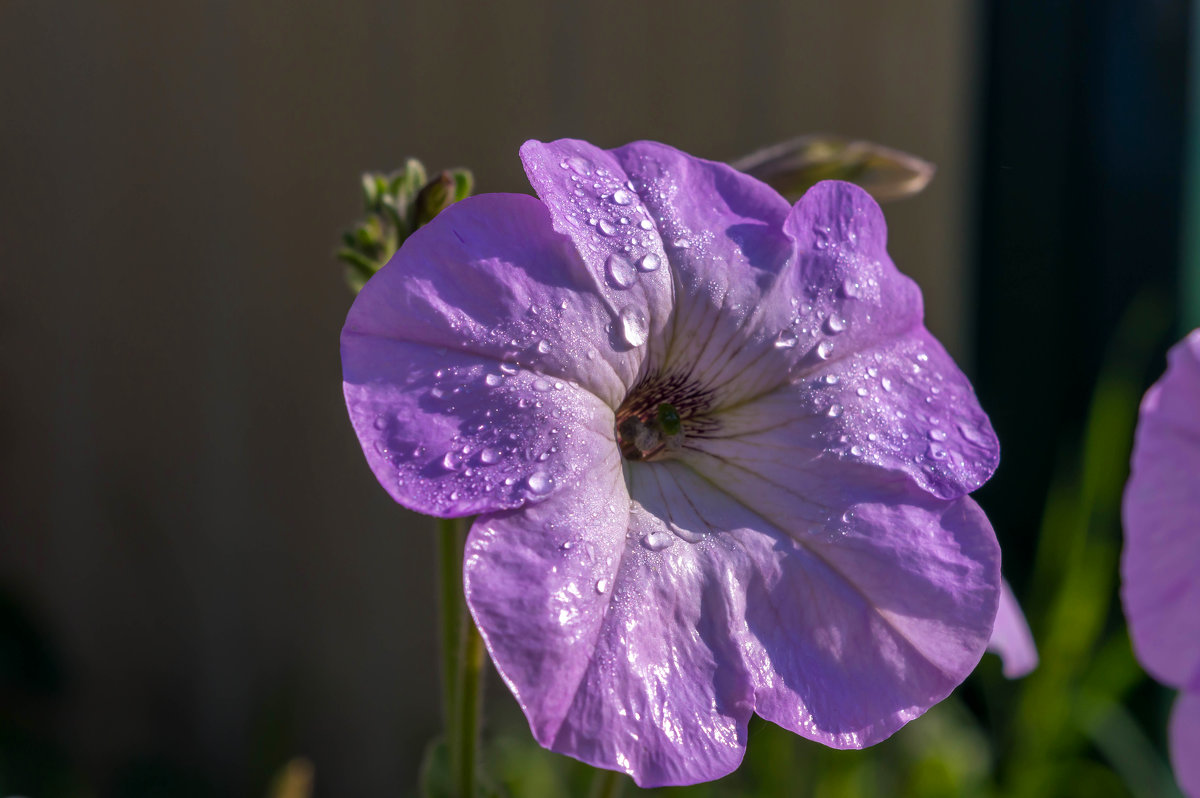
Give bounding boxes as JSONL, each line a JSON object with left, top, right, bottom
{"left": 804, "top": 341, "right": 996, "bottom": 494}
{"left": 368, "top": 358, "right": 604, "bottom": 513}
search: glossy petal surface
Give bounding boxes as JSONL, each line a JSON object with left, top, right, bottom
{"left": 1122, "top": 330, "right": 1200, "bottom": 688}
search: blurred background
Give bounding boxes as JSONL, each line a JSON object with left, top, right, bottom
{"left": 0, "top": 0, "right": 1194, "bottom": 795}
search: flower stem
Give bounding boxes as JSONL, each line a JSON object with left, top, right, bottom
{"left": 437, "top": 515, "right": 486, "bottom": 798}
{"left": 437, "top": 516, "right": 465, "bottom": 734}
{"left": 587, "top": 768, "right": 627, "bottom": 798}
{"left": 455, "top": 612, "right": 486, "bottom": 797}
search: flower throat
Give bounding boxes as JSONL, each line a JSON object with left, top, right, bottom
{"left": 615, "top": 373, "right": 714, "bottom": 461}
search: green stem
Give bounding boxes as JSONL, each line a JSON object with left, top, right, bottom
{"left": 587, "top": 768, "right": 626, "bottom": 798}
{"left": 438, "top": 515, "right": 486, "bottom": 798}
{"left": 437, "top": 516, "right": 465, "bottom": 735}
{"left": 455, "top": 613, "right": 486, "bottom": 798}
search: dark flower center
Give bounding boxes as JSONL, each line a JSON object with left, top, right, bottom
{"left": 615, "top": 373, "right": 715, "bottom": 461}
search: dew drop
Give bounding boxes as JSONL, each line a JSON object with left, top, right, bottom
{"left": 638, "top": 253, "right": 660, "bottom": 272}
{"left": 958, "top": 422, "right": 991, "bottom": 446}
{"left": 816, "top": 340, "right": 834, "bottom": 359}
{"left": 881, "top": 376, "right": 893, "bottom": 392}
{"left": 775, "top": 329, "right": 798, "bottom": 349}
{"left": 612, "top": 188, "right": 633, "bottom": 205}
{"left": 430, "top": 387, "right": 445, "bottom": 399}
{"left": 527, "top": 471, "right": 552, "bottom": 495}
{"left": 480, "top": 447, "right": 500, "bottom": 464}
{"left": 849, "top": 445, "right": 863, "bottom": 457}
{"left": 841, "top": 277, "right": 859, "bottom": 297}
{"left": 642, "top": 531, "right": 675, "bottom": 551}
{"left": 499, "top": 362, "right": 518, "bottom": 375}
{"left": 606, "top": 254, "right": 637, "bottom": 288}
{"left": 856, "top": 387, "right": 869, "bottom": 397}
{"left": 823, "top": 374, "right": 839, "bottom": 385}
{"left": 827, "top": 403, "right": 843, "bottom": 418}
{"left": 825, "top": 315, "right": 846, "bottom": 334}
{"left": 372, "top": 415, "right": 388, "bottom": 430}
{"left": 639, "top": 219, "right": 653, "bottom": 230}
{"left": 595, "top": 579, "right": 609, "bottom": 594}
{"left": 618, "top": 306, "right": 648, "bottom": 347}
{"left": 928, "top": 429, "right": 948, "bottom": 441}
{"left": 537, "top": 339, "right": 552, "bottom": 354}
{"left": 442, "top": 451, "right": 463, "bottom": 470}
{"left": 532, "top": 378, "right": 552, "bottom": 392}
{"left": 598, "top": 219, "right": 617, "bottom": 236}
{"left": 672, "top": 238, "right": 691, "bottom": 249}
{"left": 561, "top": 541, "right": 573, "bottom": 550}
{"left": 484, "top": 373, "right": 502, "bottom": 386}
{"left": 927, "top": 443, "right": 948, "bottom": 460}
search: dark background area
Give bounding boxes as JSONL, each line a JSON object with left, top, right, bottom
{"left": 0, "top": 0, "right": 1191, "bottom": 795}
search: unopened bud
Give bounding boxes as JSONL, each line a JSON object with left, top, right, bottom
{"left": 732, "top": 135, "right": 935, "bottom": 203}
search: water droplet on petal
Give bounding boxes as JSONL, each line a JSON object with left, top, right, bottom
{"left": 595, "top": 578, "right": 609, "bottom": 594}
{"left": 527, "top": 471, "right": 552, "bottom": 495}
{"left": 499, "top": 362, "right": 518, "bottom": 375}
{"left": 825, "top": 315, "right": 846, "bottom": 334}
{"left": 618, "top": 306, "right": 648, "bottom": 347}
{"left": 638, "top": 253, "right": 660, "bottom": 272}
{"left": 816, "top": 340, "right": 834, "bottom": 359}
{"left": 827, "top": 403, "right": 843, "bottom": 418}
{"left": 480, "top": 447, "right": 500, "bottom": 464}
{"left": 849, "top": 445, "right": 863, "bottom": 457}
{"left": 372, "top": 415, "right": 388, "bottom": 430}
{"left": 612, "top": 188, "right": 633, "bottom": 205}
{"left": 927, "top": 443, "right": 948, "bottom": 460}
{"left": 641, "top": 531, "right": 674, "bottom": 551}
{"left": 856, "top": 387, "right": 868, "bottom": 397}
{"left": 639, "top": 219, "right": 653, "bottom": 230}
{"left": 881, "top": 377, "right": 893, "bottom": 392}
{"left": 823, "top": 374, "right": 839, "bottom": 385}
{"left": 672, "top": 238, "right": 691, "bottom": 249}
{"left": 443, "top": 451, "right": 463, "bottom": 470}
{"left": 928, "top": 429, "right": 948, "bottom": 441}
{"left": 537, "top": 339, "right": 552, "bottom": 354}
{"left": 532, "top": 378, "right": 552, "bottom": 392}
{"left": 598, "top": 219, "right": 616, "bottom": 236}
{"left": 958, "top": 422, "right": 991, "bottom": 446}
{"left": 605, "top": 254, "right": 636, "bottom": 288}
{"left": 484, "top": 373, "right": 502, "bottom": 386}
{"left": 775, "top": 329, "right": 798, "bottom": 349}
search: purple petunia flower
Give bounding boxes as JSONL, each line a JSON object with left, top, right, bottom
{"left": 1122, "top": 328, "right": 1200, "bottom": 798}
{"left": 342, "top": 139, "right": 1003, "bottom": 787}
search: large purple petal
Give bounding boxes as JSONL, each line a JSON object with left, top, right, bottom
{"left": 986, "top": 580, "right": 1038, "bottom": 678}
{"left": 1122, "top": 329, "right": 1200, "bottom": 689}
{"left": 766, "top": 182, "right": 997, "bottom": 498}
{"left": 343, "top": 342, "right": 613, "bottom": 517}
{"left": 1171, "top": 691, "right": 1200, "bottom": 798}
{"left": 466, "top": 453, "right": 754, "bottom": 787}
{"left": 342, "top": 192, "right": 648, "bottom": 516}
{"left": 645, "top": 459, "right": 999, "bottom": 748}
{"left": 344, "top": 192, "right": 642, "bottom": 409}
{"left": 519, "top": 140, "right": 677, "bottom": 371}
